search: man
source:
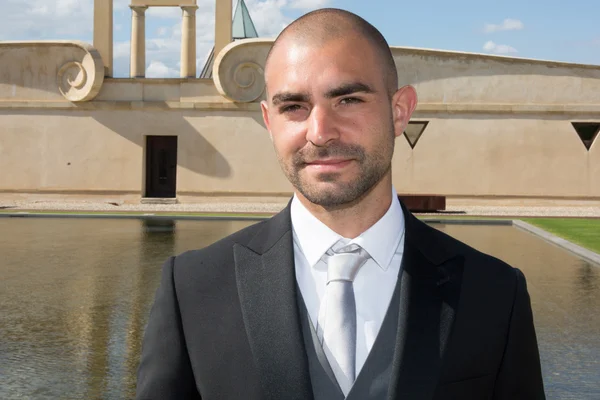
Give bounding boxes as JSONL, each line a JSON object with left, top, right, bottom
{"left": 135, "top": 8, "right": 546, "bottom": 400}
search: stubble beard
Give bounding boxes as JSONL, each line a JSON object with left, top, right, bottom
{"left": 280, "top": 132, "right": 395, "bottom": 208}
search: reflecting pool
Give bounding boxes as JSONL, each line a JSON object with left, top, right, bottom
{"left": 0, "top": 217, "right": 598, "bottom": 399}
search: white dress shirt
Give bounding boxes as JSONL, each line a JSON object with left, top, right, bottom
{"left": 291, "top": 187, "right": 405, "bottom": 378}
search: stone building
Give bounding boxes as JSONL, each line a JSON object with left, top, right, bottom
{"left": 0, "top": 0, "right": 598, "bottom": 208}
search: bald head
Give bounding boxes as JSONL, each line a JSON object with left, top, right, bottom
{"left": 265, "top": 8, "right": 398, "bottom": 96}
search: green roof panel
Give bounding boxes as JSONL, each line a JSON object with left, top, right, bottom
{"left": 232, "top": 0, "right": 258, "bottom": 39}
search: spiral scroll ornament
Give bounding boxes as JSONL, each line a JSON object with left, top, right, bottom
{"left": 213, "top": 39, "right": 272, "bottom": 103}
{"left": 58, "top": 62, "right": 86, "bottom": 93}
{"left": 56, "top": 51, "right": 104, "bottom": 102}
{"left": 223, "top": 62, "right": 265, "bottom": 103}
{"left": 235, "top": 62, "right": 263, "bottom": 88}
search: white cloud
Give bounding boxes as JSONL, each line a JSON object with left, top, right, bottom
{"left": 288, "top": 0, "right": 330, "bottom": 9}
{"left": 113, "top": 0, "right": 129, "bottom": 11}
{"left": 245, "top": 0, "right": 292, "bottom": 37}
{"left": 0, "top": 0, "right": 94, "bottom": 40}
{"left": 146, "top": 61, "right": 179, "bottom": 78}
{"left": 483, "top": 41, "right": 518, "bottom": 54}
{"left": 484, "top": 18, "right": 524, "bottom": 34}
{"left": 28, "top": 0, "right": 86, "bottom": 17}
{"left": 147, "top": 7, "right": 182, "bottom": 19}
{"left": 114, "top": 41, "right": 131, "bottom": 59}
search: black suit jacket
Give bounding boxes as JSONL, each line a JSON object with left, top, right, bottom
{"left": 135, "top": 199, "right": 546, "bottom": 400}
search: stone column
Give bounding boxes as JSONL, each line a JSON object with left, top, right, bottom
{"left": 93, "top": 0, "right": 113, "bottom": 77}
{"left": 180, "top": 5, "right": 199, "bottom": 78}
{"left": 130, "top": 6, "right": 148, "bottom": 78}
{"left": 214, "top": 0, "right": 232, "bottom": 60}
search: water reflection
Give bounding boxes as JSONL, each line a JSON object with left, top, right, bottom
{"left": 0, "top": 217, "right": 255, "bottom": 400}
{"left": 0, "top": 219, "right": 598, "bottom": 399}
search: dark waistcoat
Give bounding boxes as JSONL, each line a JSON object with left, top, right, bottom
{"left": 296, "top": 271, "right": 402, "bottom": 400}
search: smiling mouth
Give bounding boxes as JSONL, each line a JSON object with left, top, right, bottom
{"left": 303, "top": 159, "right": 353, "bottom": 171}
{"left": 306, "top": 159, "right": 351, "bottom": 165}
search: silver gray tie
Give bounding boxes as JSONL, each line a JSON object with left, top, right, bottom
{"left": 317, "top": 242, "right": 370, "bottom": 395}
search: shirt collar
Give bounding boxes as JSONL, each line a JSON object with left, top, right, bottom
{"left": 290, "top": 186, "right": 405, "bottom": 271}
{"left": 291, "top": 195, "right": 342, "bottom": 268}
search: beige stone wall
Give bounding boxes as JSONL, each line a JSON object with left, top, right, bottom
{"left": 0, "top": 39, "right": 598, "bottom": 203}
{"left": 0, "top": 107, "right": 291, "bottom": 196}
{"left": 391, "top": 116, "right": 599, "bottom": 197}
{"left": 2, "top": 107, "right": 597, "bottom": 199}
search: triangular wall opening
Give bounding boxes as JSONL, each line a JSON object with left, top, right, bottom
{"left": 572, "top": 122, "right": 600, "bottom": 151}
{"left": 403, "top": 121, "right": 428, "bottom": 149}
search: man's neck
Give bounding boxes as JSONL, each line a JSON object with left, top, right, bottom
{"left": 295, "top": 179, "right": 394, "bottom": 239}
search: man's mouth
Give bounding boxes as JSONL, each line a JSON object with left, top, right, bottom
{"left": 303, "top": 159, "right": 353, "bottom": 171}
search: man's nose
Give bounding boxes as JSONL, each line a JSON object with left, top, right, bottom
{"left": 306, "top": 106, "right": 339, "bottom": 146}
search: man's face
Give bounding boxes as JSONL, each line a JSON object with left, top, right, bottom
{"left": 262, "top": 35, "right": 408, "bottom": 208}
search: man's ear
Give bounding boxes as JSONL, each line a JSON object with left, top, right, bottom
{"left": 391, "top": 85, "right": 418, "bottom": 138}
{"left": 261, "top": 100, "right": 273, "bottom": 141}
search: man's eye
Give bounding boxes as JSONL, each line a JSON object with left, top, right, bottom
{"left": 340, "top": 97, "right": 363, "bottom": 105}
{"left": 280, "top": 104, "right": 302, "bottom": 113}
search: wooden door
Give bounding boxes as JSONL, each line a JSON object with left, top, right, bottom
{"left": 145, "top": 136, "right": 177, "bottom": 198}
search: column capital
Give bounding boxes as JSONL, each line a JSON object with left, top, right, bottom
{"left": 181, "top": 5, "right": 199, "bottom": 11}
{"left": 129, "top": 5, "right": 148, "bottom": 13}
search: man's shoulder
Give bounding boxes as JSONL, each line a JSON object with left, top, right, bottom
{"left": 416, "top": 221, "right": 528, "bottom": 312}
{"left": 418, "top": 219, "right": 521, "bottom": 281}
{"left": 174, "top": 218, "right": 269, "bottom": 266}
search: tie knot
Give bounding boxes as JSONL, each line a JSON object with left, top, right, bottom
{"left": 324, "top": 242, "right": 370, "bottom": 283}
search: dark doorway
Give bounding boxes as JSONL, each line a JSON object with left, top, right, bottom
{"left": 145, "top": 136, "right": 177, "bottom": 198}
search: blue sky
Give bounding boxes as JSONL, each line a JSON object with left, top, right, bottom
{"left": 1, "top": 0, "right": 599, "bottom": 78}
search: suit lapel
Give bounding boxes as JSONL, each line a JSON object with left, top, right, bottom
{"left": 234, "top": 205, "right": 314, "bottom": 400}
{"left": 388, "top": 202, "right": 464, "bottom": 400}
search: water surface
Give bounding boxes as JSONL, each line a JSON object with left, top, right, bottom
{"left": 0, "top": 218, "right": 598, "bottom": 399}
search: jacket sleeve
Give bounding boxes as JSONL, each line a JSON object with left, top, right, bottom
{"left": 493, "top": 268, "right": 546, "bottom": 400}
{"left": 135, "top": 256, "right": 201, "bottom": 400}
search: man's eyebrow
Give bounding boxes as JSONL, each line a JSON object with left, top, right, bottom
{"left": 325, "top": 82, "right": 375, "bottom": 99}
{"left": 271, "top": 92, "right": 311, "bottom": 106}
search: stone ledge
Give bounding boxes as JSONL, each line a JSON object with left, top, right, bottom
{"left": 140, "top": 197, "right": 178, "bottom": 205}
{"left": 2, "top": 101, "right": 600, "bottom": 114}
{"left": 391, "top": 45, "right": 600, "bottom": 70}
{"left": 0, "top": 100, "right": 261, "bottom": 111}
{"left": 416, "top": 103, "right": 600, "bottom": 114}
{"left": 447, "top": 196, "right": 600, "bottom": 207}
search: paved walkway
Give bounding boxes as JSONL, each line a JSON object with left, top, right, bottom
{"left": 1, "top": 199, "right": 599, "bottom": 217}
